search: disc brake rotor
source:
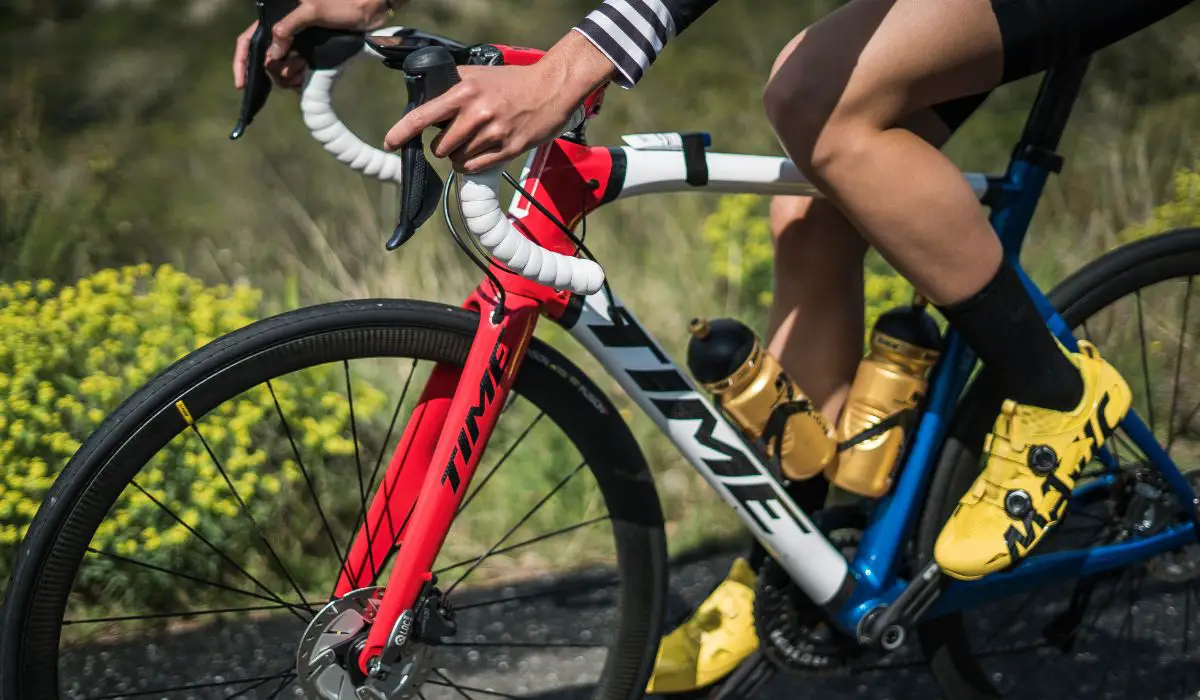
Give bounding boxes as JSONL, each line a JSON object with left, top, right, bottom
{"left": 296, "top": 587, "right": 429, "bottom": 700}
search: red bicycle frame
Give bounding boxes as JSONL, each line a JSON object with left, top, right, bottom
{"left": 328, "top": 45, "right": 621, "bottom": 671}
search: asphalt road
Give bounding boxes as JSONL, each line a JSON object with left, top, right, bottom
{"left": 61, "top": 549, "right": 1199, "bottom": 700}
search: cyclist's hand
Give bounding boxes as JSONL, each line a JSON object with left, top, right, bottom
{"left": 233, "top": 0, "right": 400, "bottom": 90}
{"left": 384, "top": 31, "right": 617, "bottom": 173}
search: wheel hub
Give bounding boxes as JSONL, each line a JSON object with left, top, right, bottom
{"left": 296, "top": 587, "right": 430, "bottom": 700}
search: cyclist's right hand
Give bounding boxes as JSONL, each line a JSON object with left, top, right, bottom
{"left": 232, "top": 0, "right": 400, "bottom": 90}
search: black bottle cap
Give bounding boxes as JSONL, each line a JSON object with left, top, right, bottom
{"left": 874, "top": 306, "right": 942, "bottom": 351}
{"left": 686, "top": 317, "right": 758, "bottom": 384}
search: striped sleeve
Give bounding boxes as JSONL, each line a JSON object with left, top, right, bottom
{"left": 573, "top": 0, "right": 720, "bottom": 87}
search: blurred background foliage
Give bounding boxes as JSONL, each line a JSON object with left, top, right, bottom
{"left": 1, "top": 0, "right": 1200, "bottom": 597}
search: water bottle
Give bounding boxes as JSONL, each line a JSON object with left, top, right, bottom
{"left": 686, "top": 318, "right": 837, "bottom": 480}
{"left": 828, "top": 303, "right": 941, "bottom": 498}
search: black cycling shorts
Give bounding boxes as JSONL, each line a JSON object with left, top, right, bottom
{"left": 930, "top": 0, "right": 1194, "bottom": 132}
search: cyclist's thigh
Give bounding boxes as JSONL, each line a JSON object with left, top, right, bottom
{"left": 769, "top": 0, "right": 1005, "bottom": 143}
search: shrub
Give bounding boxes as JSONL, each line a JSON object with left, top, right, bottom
{"left": 1120, "top": 163, "right": 1200, "bottom": 243}
{"left": 702, "top": 194, "right": 915, "bottom": 342}
{"left": 0, "top": 264, "right": 383, "bottom": 609}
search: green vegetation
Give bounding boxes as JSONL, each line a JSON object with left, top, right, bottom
{"left": 1, "top": 0, "right": 1199, "bottom": 608}
{"left": 0, "top": 265, "right": 386, "bottom": 607}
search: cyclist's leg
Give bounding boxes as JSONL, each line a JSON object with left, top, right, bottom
{"left": 648, "top": 108, "right": 976, "bottom": 695}
{"left": 765, "top": 108, "right": 962, "bottom": 423}
{"left": 762, "top": 0, "right": 1187, "bottom": 580}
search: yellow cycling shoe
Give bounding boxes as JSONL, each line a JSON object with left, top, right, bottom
{"left": 646, "top": 557, "right": 759, "bottom": 695}
{"left": 935, "top": 340, "right": 1132, "bottom": 581}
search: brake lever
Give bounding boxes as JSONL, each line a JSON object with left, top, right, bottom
{"left": 230, "top": 0, "right": 277, "bottom": 140}
{"left": 231, "top": 0, "right": 363, "bottom": 141}
{"left": 388, "top": 46, "right": 461, "bottom": 250}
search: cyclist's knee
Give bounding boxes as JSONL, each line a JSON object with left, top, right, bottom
{"left": 764, "top": 34, "right": 877, "bottom": 184}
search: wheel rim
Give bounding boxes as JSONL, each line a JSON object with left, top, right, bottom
{"left": 944, "top": 272, "right": 1200, "bottom": 698}
{"left": 35, "top": 335, "right": 633, "bottom": 699}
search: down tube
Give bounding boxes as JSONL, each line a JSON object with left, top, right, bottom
{"left": 563, "top": 290, "right": 851, "bottom": 605}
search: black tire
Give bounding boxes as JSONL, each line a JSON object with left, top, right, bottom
{"left": 0, "top": 299, "right": 669, "bottom": 700}
{"left": 917, "top": 228, "right": 1200, "bottom": 699}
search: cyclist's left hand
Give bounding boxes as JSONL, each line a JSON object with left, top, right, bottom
{"left": 384, "top": 31, "right": 616, "bottom": 173}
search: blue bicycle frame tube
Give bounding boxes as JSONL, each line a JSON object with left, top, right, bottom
{"left": 835, "top": 155, "right": 1200, "bottom": 633}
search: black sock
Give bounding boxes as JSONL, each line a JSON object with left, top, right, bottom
{"left": 938, "top": 261, "right": 1084, "bottom": 411}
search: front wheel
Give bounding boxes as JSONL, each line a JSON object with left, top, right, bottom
{"left": 0, "top": 299, "right": 668, "bottom": 700}
{"left": 919, "top": 228, "right": 1200, "bottom": 699}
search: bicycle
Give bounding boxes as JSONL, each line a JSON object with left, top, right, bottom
{"left": 4, "top": 2, "right": 1200, "bottom": 698}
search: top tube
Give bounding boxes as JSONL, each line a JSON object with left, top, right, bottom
{"left": 603, "top": 143, "right": 994, "bottom": 203}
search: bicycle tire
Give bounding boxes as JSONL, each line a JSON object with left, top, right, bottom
{"left": 0, "top": 298, "right": 669, "bottom": 700}
{"left": 917, "top": 227, "right": 1200, "bottom": 699}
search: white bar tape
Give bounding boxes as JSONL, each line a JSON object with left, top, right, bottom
{"left": 459, "top": 169, "right": 606, "bottom": 296}
{"left": 299, "top": 31, "right": 605, "bottom": 295}
{"left": 300, "top": 51, "right": 405, "bottom": 184}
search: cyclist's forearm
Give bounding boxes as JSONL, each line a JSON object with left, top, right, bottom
{"left": 573, "top": 0, "right": 720, "bottom": 85}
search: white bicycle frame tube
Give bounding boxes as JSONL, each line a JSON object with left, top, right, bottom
{"left": 519, "top": 141, "right": 994, "bottom": 606}
{"left": 611, "top": 146, "right": 992, "bottom": 201}
{"left": 567, "top": 288, "right": 853, "bottom": 602}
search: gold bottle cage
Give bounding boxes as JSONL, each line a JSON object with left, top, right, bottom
{"left": 835, "top": 407, "right": 919, "bottom": 453}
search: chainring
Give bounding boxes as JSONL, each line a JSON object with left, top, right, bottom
{"left": 753, "top": 528, "right": 862, "bottom": 674}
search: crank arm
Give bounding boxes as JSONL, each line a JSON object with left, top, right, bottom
{"left": 857, "top": 561, "right": 943, "bottom": 650}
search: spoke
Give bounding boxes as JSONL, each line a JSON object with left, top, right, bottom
{"left": 1166, "top": 277, "right": 1193, "bottom": 453}
{"left": 435, "top": 515, "right": 610, "bottom": 576}
{"left": 979, "top": 587, "right": 1045, "bottom": 650}
{"left": 1187, "top": 583, "right": 1194, "bottom": 653}
{"left": 264, "top": 673, "right": 297, "bottom": 700}
{"left": 188, "top": 420, "right": 313, "bottom": 612}
{"left": 1111, "top": 431, "right": 1146, "bottom": 465}
{"left": 1000, "top": 570, "right": 1127, "bottom": 693}
{"left": 1066, "top": 509, "right": 1109, "bottom": 523}
{"left": 345, "top": 360, "right": 380, "bottom": 584}
{"left": 1136, "top": 290, "right": 1157, "bottom": 436}
{"left": 364, "top": 358, "right": 419, "bottom": 546}
{"left": 338, "top": 367, "right": 427, "bottom": 597}
{"left": 368, "top": 498, "right": 421, "bottom": 588}
{"left": 1092, "top": 571, "right": 1144, "bottom": 700}
{"left": 444, "top": 461, "right": 589, "bottom": 597}
{"left": 220, "top": 670, "right": 294, "bottom": 700}
{"left": 974, "top": 640, "right": 1052, "bottom": 659}
{"left": 83, "top": 670, "right": 293, "bottom": 699}
{"left": 454, "top": 574, "right": 621, "bottom": 611}
{"left": 64, "top": 603, "right": 294, "bottom": 625}
{"left": 337, "top": 377, "right": 430, "bottom": 600}
{"left": 127, "top": 480, "right": 296, "bottom": 613}
{"left": 457, "top": 411, "right": 544, "bottom": 517}
{"left": 1126, "top": 572, "right": 1140, "bottom": 699}
{"left": 1170, "top": 396, "right": 1200, "bottom": 454}
{"left": 267, "top": 380, "right": 354, "bottom": 586}
{"left": 85, "top": 547, "right": 310, "bottom": 623}
{"left": 430, "top": 668, "right": 523, "bottom": 699}
{"left": 436, "top": 640, "right": 607, "bottom": 649}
